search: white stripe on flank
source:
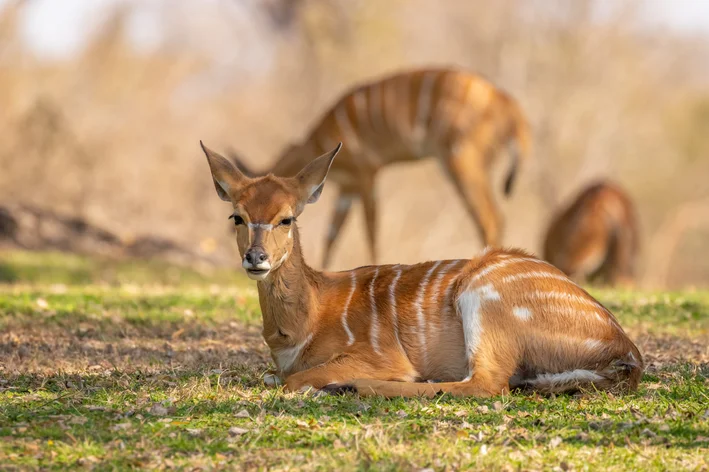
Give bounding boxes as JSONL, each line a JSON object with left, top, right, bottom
{"left": 334, "top": 104, "right": 361, "bottom": 153}
{"left": 369, "top": 84, "right": 385, "bottom": 136}
{"left": 470, "top": 257, "right": 520, "bottom": 282}
{"left": 543, "top": 305, "right": 605, "bottom": 319}
{"left": 353, "top": 90, "right": 369, "bottom": 131}
{"left": 512, "top": 306, "right": 532, "bottom": 320}
{"left": 426, "top": 260, "right": 460, "bottom": 348}
{"left": 384, "top": 80, "right": 399, "bottom": 137}
{"left": 584, "top": 339, "right": 603, "bottom": 350}
{"left": 441, "top": 260, "right": 464, "bottom": 315}
{"left": 398, "top": 75, "right": 412, "bottom": 143}
{"left": 369, "top": 267, "right": 381, "bottom": 355}
{"left": 526, "top": 369, "right": 604, "bottom": 388}
{"left": 457, "top": 290, "right": 483, "bottom": 379}
{"left": 415, "top": 261, "right": 443, "bottom": 366}
{"left": 501, "top": 271, "right": 570, "bottom": 284}
{"left": 457, "top": 279, "right": 504, "bottom": 378}
{"left": 430, "top": 74, "right": 453, "bottom": 139}
{"left": 341, "top": 271, "right": 357, "bottom": 345}
{"left": 430, "top": 260, "right": 460, "bottom": 300}
{"left": 530, "top": 290, "right": 599, "bottom": 307}
{"left": 389, "top": 266, "right": 405, "bottom": 354}
{"left": 414, "top": 71, "right": 439, "bottom": 143}
{"left": 274, "top": 333, "right": 313, "bottom": 373}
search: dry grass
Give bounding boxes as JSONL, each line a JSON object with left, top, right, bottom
{"left": 1, "top": 252, "right": 708, "bottom": 470}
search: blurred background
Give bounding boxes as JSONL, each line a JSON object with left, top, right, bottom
{"left": 0, "top": 0, "right": 708, "bottom": 288}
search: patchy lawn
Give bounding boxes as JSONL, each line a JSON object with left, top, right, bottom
{"left": 1, "top": 251, "right": 708, "bottom": 471}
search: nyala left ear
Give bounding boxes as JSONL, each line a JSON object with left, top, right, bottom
{"left": 292, "top": 143, "right": 341, "bottom": 214}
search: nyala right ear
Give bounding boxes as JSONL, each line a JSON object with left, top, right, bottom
{"left": 292, "top": 143, "right": 342, "bottom": 214}
{"left": 200, "top": 141, "right": 250, "bottom": 201}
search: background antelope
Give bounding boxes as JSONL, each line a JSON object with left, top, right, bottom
{"left": 202, "top": 141, "right": 642, "bottom": 398}
{"left": 229, "top": 67, "right": 532, "bottom": 268}
{"left": 544, "top": 181, "right": 639, "bottom": 287}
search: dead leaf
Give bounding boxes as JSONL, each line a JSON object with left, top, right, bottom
{"left": 36, "top": 298, "right": 48, "bottom": 309}
{"left": 111, "top": 423, "right": 131, "bottom": 431}
{"left": 68, "top": 417, "right": 87, "bottom": 425}
{"left": 456, "top": 430, "right": 469, "bottom": 439}
{"left": 396, "top": 410, "right": 408, "bottom": 418}
{"left": 492, "top": 401, "right": 503, "bottom": 412}
{"left": 549, "top": 436, "right": 563, "bottom": 448}
{"left": 234, "top": 409, "right": 250, "bottom": 419}
{"left": 477, "top": 405, "right": 489, "bottom": 414}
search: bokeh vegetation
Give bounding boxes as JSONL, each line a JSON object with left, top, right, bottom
{"left": 1, "top": 0, "right": 708, "bottom": 288}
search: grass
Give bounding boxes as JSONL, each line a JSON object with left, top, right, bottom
{"left": 0, "top": 251, "right": 708, "bottom": 471}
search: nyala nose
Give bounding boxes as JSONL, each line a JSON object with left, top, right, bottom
{"left": 245, "top": 248, "right": 268, "bottom": 265}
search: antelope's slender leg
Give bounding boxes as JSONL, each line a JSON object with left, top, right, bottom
{"left": 443, "top": 145, "right": 502, "bottom": 246}
{"left": 283, "top": 348, "right": 416, "bottom": 393}
{"left": 360, "top": 178, "right": 379, "bottom": 264}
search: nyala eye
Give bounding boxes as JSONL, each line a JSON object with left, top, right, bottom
{"left": 229, "top": 214, "right": 244, "bottom": 226}
{"left": 280, "top": 217, "right": 293, "bottom": 226}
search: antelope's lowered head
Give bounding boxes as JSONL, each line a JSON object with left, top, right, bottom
{"left": 200, "top": 140, "right": 342, "bottom": 281}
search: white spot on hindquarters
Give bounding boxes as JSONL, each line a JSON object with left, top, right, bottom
{"left": 273, "top": 333, "right": 313, "bottom": 374}
{"left": 477, "top": 283, "right": 500, "bottom": 301}
{"left": 263, "top": 373, "right": 282, "bottom": 387}
{"left": 341, "top": 271, "right": 357, "bottom": 345}
{"left": 526, "top": 369, "right": 604, "bottom": 389}
{"left": 415, "top": 261, "right": 443, "bottom": 365}
{"left": 584, "top": 339, "right": 603, "bottom": 350}
{"left": 512, "top": 306, "right": 532, "bottom": 320}
{"left": 594, "top": 313, "right": 604, "bottom": 322}
{"left": 369, "top": 267, "right": 381, "bottom": 354}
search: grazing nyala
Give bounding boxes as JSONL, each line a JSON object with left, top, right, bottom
{"left": 201, "top": 142, "right": 642, "bottom": 398}
{"left": 544, "top": 181, "right": 639, "bottom": 287}
{"left": 229, "top": 67, "right": 532, "bottom": 267}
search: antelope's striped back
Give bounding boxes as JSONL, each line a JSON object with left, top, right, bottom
{"left": 274, "top": 68, "right": 529, "bottom": 175}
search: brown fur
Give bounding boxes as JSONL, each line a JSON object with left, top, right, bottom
{"left": 544, "top": 182, "right": 639, "bottom": 287}
{"left": 229, "top": 67, "right": 532, "bottom": 267}
{"left": 202, "top": 143, "right": 642, "bottom": 399}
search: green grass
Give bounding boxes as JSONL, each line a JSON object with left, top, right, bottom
{"left": 1, "top": 251, "right": 708, "bottom": 470}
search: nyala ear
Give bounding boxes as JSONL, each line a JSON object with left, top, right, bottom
{"left": 292, "top": 143, "right": 342, "bottom": 213}
{"left": 200, "top": 141, "right": 249, "bottom": 202}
